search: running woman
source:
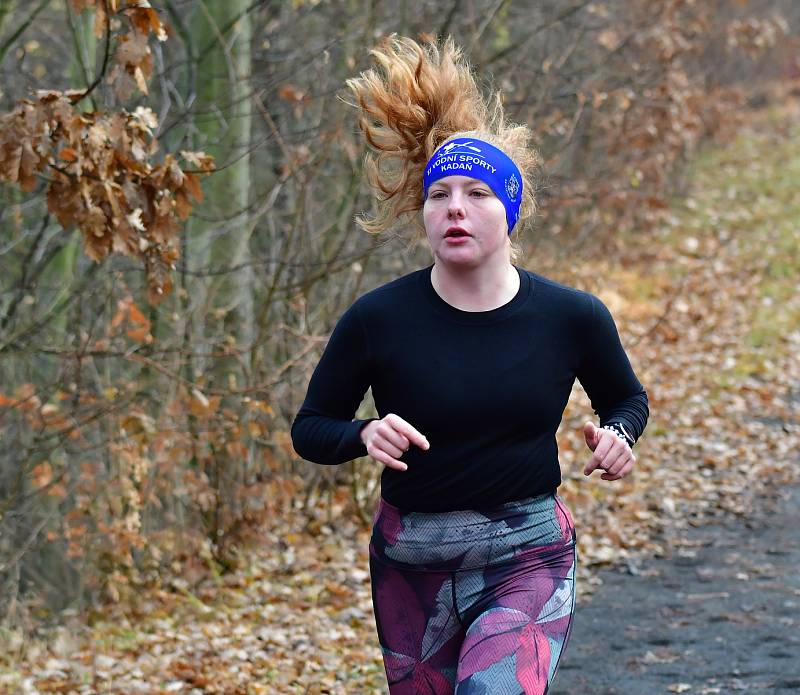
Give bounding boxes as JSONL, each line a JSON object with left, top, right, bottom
{"left": 291, "top": 34, "right": 649, "bottom": 695}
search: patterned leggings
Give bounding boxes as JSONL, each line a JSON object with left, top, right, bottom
{"left": 369, "top": 492, "right": 577, "bottom": 695}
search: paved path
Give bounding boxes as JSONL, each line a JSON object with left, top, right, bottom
{"left": 551, "top": 483, "right": 800, "bottom": 694}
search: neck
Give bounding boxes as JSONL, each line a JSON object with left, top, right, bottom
{"left": 431, "top": 259, "right": 520, "bottom": 312}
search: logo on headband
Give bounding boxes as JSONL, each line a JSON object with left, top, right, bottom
{"left": 426, "top": 140, "right": 498, "bottom": 178}
{"left": 505, "top": 173, "right": 520, "bottom": 202}
{"left": 440, "top": 141, "right": 482, "bottom": 155}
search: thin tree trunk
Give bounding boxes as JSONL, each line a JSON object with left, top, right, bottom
{"left": 188, "top": 0, "right": 254, "bottom": 378}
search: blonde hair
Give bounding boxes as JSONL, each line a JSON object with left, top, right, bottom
{"left": 342, "top": 34, "right": 540, "bottom": 263}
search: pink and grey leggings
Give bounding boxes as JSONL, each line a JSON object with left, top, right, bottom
{"left": 369, "top": 491, "right": 577, "bottom": 695}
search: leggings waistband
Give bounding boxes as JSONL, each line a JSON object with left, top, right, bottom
{"left": 375, "top": 491, "right": 555, "bottom": 518}
{"left": 370, "top": 491, "right": 576, "bottom": 572}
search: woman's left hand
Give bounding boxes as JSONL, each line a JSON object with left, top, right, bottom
{"left": 582, "top": 421, "right": 635, "bottom": 481}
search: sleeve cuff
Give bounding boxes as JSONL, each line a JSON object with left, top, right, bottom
{"left": 351, "top": 418, "right": 379, "bottom": 456}
{"left": 602, "top": 422, "right": 636, "bottom": 447}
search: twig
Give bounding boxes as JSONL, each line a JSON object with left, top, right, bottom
{"left": 0, "top": 0, "right": 50, "bottom": 65}
{"left": 0, "top": 513, "right": 53, "bottom": 574}
{"left": 75, "top": 0, "right": 111, "bottom": 104}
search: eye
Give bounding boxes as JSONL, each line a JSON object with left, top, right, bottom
{"left": 470, "top": 189, "right": 489, "bottom": 197}
{"left": 430, "top": 191, "right": 446, "bottom": 199}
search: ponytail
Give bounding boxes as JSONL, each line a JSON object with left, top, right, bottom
{"left": 343, "top": 34, "right": 539, "bottom": 256}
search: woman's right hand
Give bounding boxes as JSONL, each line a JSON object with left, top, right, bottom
{"left": 359, "top": 413, "right": 430, "bottom": 471}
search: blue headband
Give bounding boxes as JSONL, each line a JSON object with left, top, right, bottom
{"left": 423, "top": 137, "right": 523, "bottom": 234}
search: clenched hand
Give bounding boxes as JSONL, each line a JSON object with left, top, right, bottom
{"left": 582, "top": 421, "right": 636, "bottom": 481}
{"left": 360, "top": 413, "right": 430, "bottom": 471}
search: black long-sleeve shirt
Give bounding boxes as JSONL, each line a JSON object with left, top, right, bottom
{"left": 291, "top": 263, "right": 649, "bottom": 512}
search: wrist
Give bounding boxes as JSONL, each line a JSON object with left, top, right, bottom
{"left": 601, "top": 422, "right": 635, "bottom": 447}
{"left": 357, "top": 418, "right": 377, "bottom": 444}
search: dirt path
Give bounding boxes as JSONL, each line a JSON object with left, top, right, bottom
{"left": 550, "top": 479, "right": 800, "bottom": 695}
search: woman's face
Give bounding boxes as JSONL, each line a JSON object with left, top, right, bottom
{"left": 422, "top": 175, "right": 509, "bottom": 268}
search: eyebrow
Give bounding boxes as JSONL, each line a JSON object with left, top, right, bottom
{"left": 430, "top": 179, "right": 487, "bottom": 188}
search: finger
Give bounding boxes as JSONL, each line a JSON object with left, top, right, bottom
{"left": 610, "top": 447, "right": 636, "bottom": 477}
{"left": 583, "top": 451, "right": 604, "bottom": 475}
{"left": 368, "top": 445, "right": 407, "bottom": 471}
{"left": 387, "top": 413, "right": 430, "bottom": 450}
{"left": 583, "top": 421, "right": 598, "bottom": 450}
{"left": 602, "top": 458, "right": 635, "bottom": 481}
{"left": 596, "top": 431, "right": 617, "bottom": 459}
{"left": 584, "top": 456, "right": 608, "bottom": 476}
{"left": 604, "top": 444, "right": 629, "bottom": 476}
{"left": 381, "top": 429, "right": 412, "bottom": 454}
{"left": 373, "top": 432, "right": 409, "bottom": 461}
{"left": 368, "top": 419, "right": 410, "bottom": 456}
{"left": 595, "top": 431, "right": 627, "bottom": 471}
{"left": 583, "top": 435, "right": 614, "bottom": 475}
{"left": 601, "top": 463, "right": 626, "bottom": 481}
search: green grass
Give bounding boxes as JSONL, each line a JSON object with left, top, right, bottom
{"left": 659, "top": 110, "right": 800, "bottom": 393}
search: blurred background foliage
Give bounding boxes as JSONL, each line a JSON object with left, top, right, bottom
{"left": 0, "top": 0, "right": 796, "bottom": 627}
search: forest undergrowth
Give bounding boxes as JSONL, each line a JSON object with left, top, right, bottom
{"left": 1, "top": 99, "right": 799, "bottom": 695}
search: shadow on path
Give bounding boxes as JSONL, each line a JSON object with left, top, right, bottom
{"left": 551, "top": 483, "right": 800, "bottom": 694}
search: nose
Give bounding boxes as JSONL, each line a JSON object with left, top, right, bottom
{"left": 447, "top": 190, "right": 466, "bottom": 219}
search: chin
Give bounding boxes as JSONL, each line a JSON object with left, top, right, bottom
{"left": 437, "top": 252, "right": 481, "bottom": 266}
